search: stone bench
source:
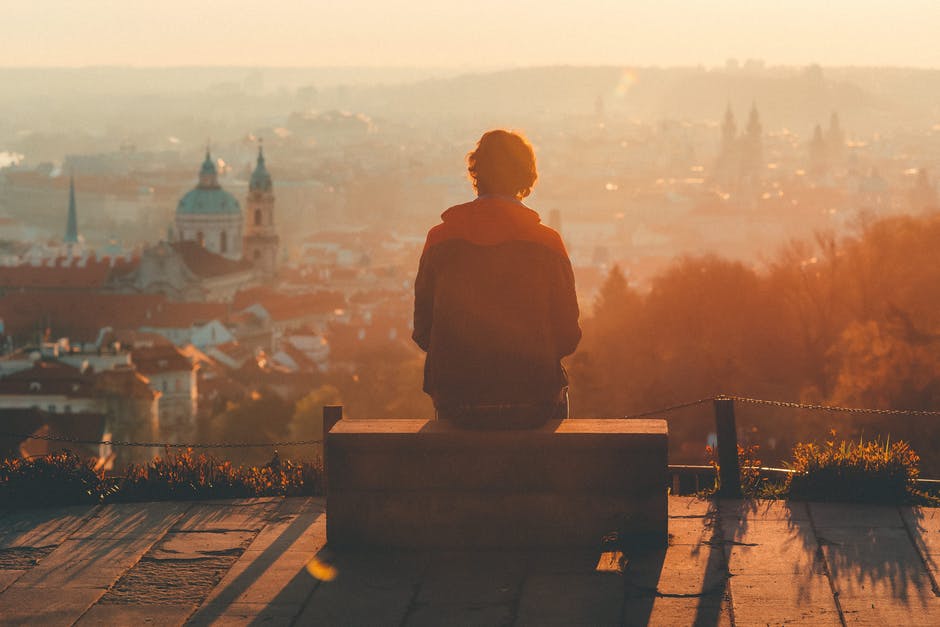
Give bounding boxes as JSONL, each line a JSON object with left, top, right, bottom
{"left": 325, "top": 418, "right": 668, "bottom": 548}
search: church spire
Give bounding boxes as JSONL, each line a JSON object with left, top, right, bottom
{"left": 250, "top": 141, "right": 272, "bottom": 193}
{"left": 721, "top": 103, "right": 737, "bottom": 149}
{"left": 64, "top": 174, "right": 79, "bottom": 245}
{"left": 198, "top": 147, "right": 219, "bottom": 189}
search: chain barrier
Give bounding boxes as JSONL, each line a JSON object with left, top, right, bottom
{"left": 622, "top": 397, "right": 715, "bottom": 419}
{"left": 0, "top": 431, "right": 322, "bottom": 449}
{"left": 2, "top": 394, "right": 939, "bottom": 449}
{"left": 724, "top": 395, "right": 940, "bottom": 417}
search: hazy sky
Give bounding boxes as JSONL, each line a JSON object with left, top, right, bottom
{"left": 6, "top": 0, "right": 940, "bottom": 68}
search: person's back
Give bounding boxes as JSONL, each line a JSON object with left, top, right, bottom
{"left": 413, "top": 130, "right": 581, "bottom": 427}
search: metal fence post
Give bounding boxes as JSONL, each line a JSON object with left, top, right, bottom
{"left": 713, "top": 397, "right": 742, "bottom": 498}
{"left": 323, "top": 405, "right": 343, "bottom": 493}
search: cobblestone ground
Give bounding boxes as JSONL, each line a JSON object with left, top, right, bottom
{"left": 0, "top": 496, "right": 939, "bottom": 625}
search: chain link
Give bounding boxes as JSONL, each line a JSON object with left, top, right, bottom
{"left": 0, "top": 431, "right": 322, "bottom": 449}
{"left": 2, "top": 394, "right": 938, "bottom": 449}
{"left": 725, "top": 395, "right": 940, "bottom": 416}
{"left": 622, "top": 397, "right": 715, "bottom": 419}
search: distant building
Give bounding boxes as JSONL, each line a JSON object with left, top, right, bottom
{"left": 107, "top": 240, "right": 256, "bottom": 302}
{"left": 131, "top": 345, "right": 197, "bottom": 444}
{"left": 713, "top": 103, "right": 764, "bottom": 196}
{"left": 64, "top": 175, "right": 79, "bottom": 249}
{"left": 243, "top": 146, "right": 280, "bottom": 278}
{"left": 175, "top": 151, "right": 243, "bottom": 261}
{"left": 0, "top": 359, "right": 159, "bottom": 466}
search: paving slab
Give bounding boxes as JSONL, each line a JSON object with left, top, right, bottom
{"left": 190, "top": 514, "right": 328, "bottom": 624}
{"left": 810, "top": 502, "right": 903, "bottom": 527}
{"left": 187, "top": 601, "right": 299, "bottom": 626}
{"left": 623, "top": 596, "right": 732, "bottom": 627}
{"left": 729, "top": 573, "right": 841, "bottom": 626}
{"left": 293, "top": 549, "right": 428, "bottom": 627}
{"left": 723, "top": 520, "right": 825, "bottom": 576}
{"left": 819, "top": 526, "right": 935, "bottom": 605}
{"left": 625, "top": 543, "right": 726, "bottom": 597}
{"left": 838, "top": 594, "right": 940, "bottom": 626}
{"left": 405, "top": 602, "right": 514, "bottom": 627}
{"left": 0, "top": 570, "right": 24, "bottom": 594}
{"left": 150, "top": 530, "right": 256, "bottom": 560}
{"left": 70, "top": 501, "right": 190, "bottom": 540}
{"left": 0, "top": 504, "right": 98, "bottom": 549}
{"left": 8, "top": 534, "right": 159, "bottom": 589}
{"left": 669, "top": 496, "right": 716, "bottom": 518}
{"left": 902, "top": 505, "right": 940, "bottom": 591}
{"left": 76, "top": 603, "right": 197, "bottom": 626}
{"left": 515, "top": 572, "right": 624, "bottom": 626}
{"left": 668, "top": 515, "right": 716, "bottom": 546}
{"left": 419, "top": 551, "right": 526, "bottom": 606}
{"left": 0, "top": 585, "right": 105, "bottom": 627}
{"left": 243, "top": 511, "right": 326, "bottom": 555}
{"left": 174, "top": 500, "right": 280, "bottom": 533}
{"left": 720, "top": 498, "right": 809, "bottom": 523}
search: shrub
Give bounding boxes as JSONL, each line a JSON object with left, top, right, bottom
{"left": 116, "top": 449, "right": 322, "bottom": 502}
{"left": 705, "top": 443, "right": 771, "bottom": 497}
{"left": 0, "top": 449, "right": 322, "bottom": 509}
{"left": 785, "top": 435, "right": 920, "bottom": 503}
{"left": 0, "top": 451, "right": 114, "bottom": 507}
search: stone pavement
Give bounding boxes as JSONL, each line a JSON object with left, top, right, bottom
{"left": 0, "top": 496, "right": 939, "bottom": 625}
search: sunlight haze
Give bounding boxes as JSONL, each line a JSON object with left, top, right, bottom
{"left": 6, "top": 0, "right": 940, "bottom": 68}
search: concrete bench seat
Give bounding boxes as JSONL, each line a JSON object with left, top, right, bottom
{"left": 325, "top": 418, "right": 668, "bottom": 548}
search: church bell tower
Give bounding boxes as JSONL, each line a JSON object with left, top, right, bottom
{"left": 243, "top": 145, "right": 279, "bottom": 277}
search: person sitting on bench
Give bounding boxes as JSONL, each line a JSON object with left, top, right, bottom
{"left": 412, "top": 129, "right": 581, "bottom": 429}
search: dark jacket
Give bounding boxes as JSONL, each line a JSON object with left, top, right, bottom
{"left": 413, "top": 195, "right": 581, "bottom": 405}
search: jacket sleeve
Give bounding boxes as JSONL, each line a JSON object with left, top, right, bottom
{"left": 552, "top": 252, "right": 582, "bottom": 358}
{"left": 412, "top": 243, "right": 434, "bottom": 352}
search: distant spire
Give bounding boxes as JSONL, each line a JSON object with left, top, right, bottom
{"left": 250, "top": 139, "right": 272, "bottom": 193}
{"left": 198, "top": 147, "right": 219, "bottom": 188}
{"left": 64, "top": 174, "right": 79, "bottom": 244}
{"left": 721, "top": 104, "right": 737, "bottom": 149}
{"left": 746, "top": 102, "right": 762, "bottom": 136}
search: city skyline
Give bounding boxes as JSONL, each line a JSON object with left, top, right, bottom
{"left": 6, "top": 0, "right": 940, "bottom": 69}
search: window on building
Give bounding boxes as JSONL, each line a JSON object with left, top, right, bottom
{"left": 64, "top": 404, "right": 72, "bottom": 413}
{"left": 253, "top": 249, "right": 261, "bottom": 261}
{"left": 220, "top": 230, "right": 227, "bottom": 253}
{"left": 197, "top": 231, "right": 205, "bottom": 247}
{"left": 29, "top": 381, "right": 40, "bottom": 392}
{"left": 254, "top": 209, "right": 262, "bottom": 226}
{"left": 162, "top": 380, "right": 168, "bottom": 393}
{"left": 48, "top": 404, "right": 56, "bottom": 413}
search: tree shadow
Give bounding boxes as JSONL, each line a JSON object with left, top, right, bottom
{"left": 622, "top": 497, "right": 728, "bottom": 626}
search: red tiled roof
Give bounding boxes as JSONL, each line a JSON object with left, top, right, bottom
{"left": 261, "top": 291, "right": 347, "bottom": 323}
{"left": 232, "top": 286, "right": 279, "bottom": 310}
{"left": 0, "top": 256, "right": 137, "bottom": 290}
{"left": 0, "top": 360, "right": 96, "bottom": 397}
{"left": 0, "top": 291, "right": 166, "bottom": 341}
{"left": 171, "top": 241, "right": 254, "bottom": 279}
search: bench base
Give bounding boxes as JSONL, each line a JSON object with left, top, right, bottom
{"left": 326, "top": 418, "right": 668, "bottom": 549}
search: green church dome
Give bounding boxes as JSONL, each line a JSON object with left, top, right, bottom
{"left": 177, "top": 150, "right": 241, "bottom": 215}
{"left": 177, "top": 187, "right": 241, "bottom": 215}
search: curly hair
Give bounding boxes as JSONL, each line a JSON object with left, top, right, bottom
{"left": 467, "top": 129, "right": 538, "bottom": 199}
